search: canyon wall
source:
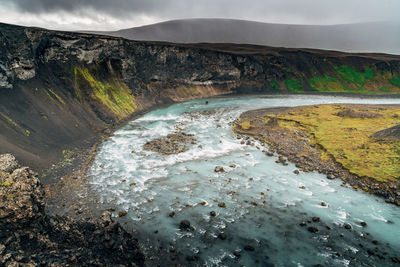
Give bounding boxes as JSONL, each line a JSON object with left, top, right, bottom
{"left": 1, "top": 23, "right": 400, "bottom": 170}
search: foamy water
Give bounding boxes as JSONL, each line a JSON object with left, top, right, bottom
{"left": 88, "top": 95, "right": 400, "bottom": 266}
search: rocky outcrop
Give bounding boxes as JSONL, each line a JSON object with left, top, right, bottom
{"left": 0, "top": 154, "right": 144, "bottom": 266}
{"left": 1, "top": 22, "right": 400, "bottom": 171}
{"left": 0, "top": 154, "right": 19, "bottom": 173}
{"left": 372, "top": 124, "right": 400, "bottom": 141}
{"left": 336, "top": 108, "right": 383, "bottom": 118}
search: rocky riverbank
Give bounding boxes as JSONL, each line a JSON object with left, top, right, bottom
{"left": 233, "top": 104, "right": 400, "bottom": 206}
{"left": 0, "top": 154, "right": 144, "bottom": 266}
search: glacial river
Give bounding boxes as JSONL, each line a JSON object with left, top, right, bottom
{"left": 88, "top": 95, "right": 400, "bottom": 266}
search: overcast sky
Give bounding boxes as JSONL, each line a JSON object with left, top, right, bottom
{"left": 0, "top": 0, "right": 399, "bottom": 31}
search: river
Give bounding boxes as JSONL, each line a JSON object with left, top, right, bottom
{"left": 88, "top": 95, "right": 400, "bottom": 266}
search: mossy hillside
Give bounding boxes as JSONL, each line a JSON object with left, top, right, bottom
{"left": 74, "top": 67, "right": 138, "bottom": 120}
{"left": 389, "top": 75, "right": 400, "bottom": 88}
{"left": 334, "top": 65, "right": 375, "bottom": 88}
{"left": 309, "top": 66, "right": 400, "bottom": 94}
{"left": 309, "top": 75, "right": 346, "bottom": 92}
{"left": 271, "top": 105, "right": 400, "bottom": 181}
{"left": 285, "top": 78, "right": 303, "bottom": 92}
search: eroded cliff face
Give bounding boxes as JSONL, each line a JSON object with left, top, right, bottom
{"left": 1, "top": 23, "right": 400, "bottom": 171}
{"left": 0, "top": 154, "right": 144, "bottom": 266}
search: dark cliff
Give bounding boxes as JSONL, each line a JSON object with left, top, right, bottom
{"left": 0, "top": 154, "right": 144, "bottom": 266}
{"left": 1, "top": 22, "right": 400, "bottom": 172}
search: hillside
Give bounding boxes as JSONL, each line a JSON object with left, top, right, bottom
{"left": 88, "top": 19, "right": 400, "bottom": 55}
{"left": 1, "top": 22, "right": 400, "bottom": 173}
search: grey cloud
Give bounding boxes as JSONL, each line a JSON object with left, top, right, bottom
{"left": 10, "top": 0, "right": 163, "bottom": 14}
{"left": 4, "top": 0, "right": 400, "bottom": 30}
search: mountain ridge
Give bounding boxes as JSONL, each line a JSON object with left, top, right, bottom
{"left": 85, "top": 18, "right": 400, "bottom": 55}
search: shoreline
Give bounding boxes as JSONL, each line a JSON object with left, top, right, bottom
{"left": 233, "top": 103, "right": 400, "bottom": 206}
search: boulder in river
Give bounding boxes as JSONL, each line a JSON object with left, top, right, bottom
{"left": 233, "top": 250, "right": 242, "bottom": 258}
{"left": 344, "top": 223, "right": 352, "bottom": 230}
{"left": 218, "top": 202, "right": 226, "bottom": 208}
{"left": 215, "top": 166, "right": 225, "bottom": 173}
{"left": 168, "top": 211, "right": 176, "bottom": 217}
{"left": 327, "top": 174, "right": 335, "bottom": 180}
{"left": 307, "top": 227, "right": 319, "bottom": 233}
{"left": 312, "top": 217, "right": 320, "bottom": 222}
{"left": 118, "top": 210, "right": 127, "bottom": 217}
{"left": 299, "top": 221, "right": 307, "bottom": 227}
{"left": 244, "top": 245, "right": 255, "bottom": 251}
{"left": 218, "top": 232, "right": 227, "bottom": 240}
{"left": 179, "top": 220, "right": 191, "bottom": 230}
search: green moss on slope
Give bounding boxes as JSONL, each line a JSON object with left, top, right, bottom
{"left": 74, "top": 67, "right": 139, "bottom": 120}
{"left": 0, "top": 112, "right": 30, "bottom": 136}
{"left": 48, "top": 89, "right": 66, "bottom": 105}
{"left": 389, "top": 75, "right": 400, "bottom": 88}
{"left": 285, "top": 78, "right": 303, "bottom": 92}
{"left": 308, "top": 65, "right": 400, "bottom": 94}
{"left": 334, "top": 65, "right": 375, "bottom": 88}
{"left": 309, "top": 75, "right": 346, "bottom": 92}
{"left": 269, "top": 81, "right": 280, "bottom": 91}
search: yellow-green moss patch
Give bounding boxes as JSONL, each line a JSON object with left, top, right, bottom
{"left": 309, "top": 75, "right": 346, "bottom": 92}
{"left": 0, "top": 112, "right": 31, "bottom": 136}
{"left": 275, "top": 105, "right": 400, "bottom": 182}
{"left": 239, "top": 121, "right": 252, "bottom": 130}
{"left": 74, "top": 67, "right": 138, "bottom": 120}
{"left": 48, "top": 89, "right": 66, "bottom": 105}
{"left": 285, "top": 78, "right": 303, "bottom": 92}
{"left": 1, "top": 181, "right": 14, "bottom": 187}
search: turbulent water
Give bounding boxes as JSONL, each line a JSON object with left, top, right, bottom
{"left": 88, "top": 95, "right": 400, "bottom": 266}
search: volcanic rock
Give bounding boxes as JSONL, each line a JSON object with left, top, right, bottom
{"left": 0, "top": 154, "right": 144, "bottom": 266}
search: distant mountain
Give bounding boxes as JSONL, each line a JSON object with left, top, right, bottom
{"left": 87, "top": 18, "right": 400, "bottom": 55}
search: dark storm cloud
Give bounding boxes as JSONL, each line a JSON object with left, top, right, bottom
{"left": 9, "top": 0, "right": 163, "bottom": 14}
{"left": 8, "top": 0, "right": 400, "bottom": 22}
{"left": 2, "top": 0, "right": 400, "bottom": 30}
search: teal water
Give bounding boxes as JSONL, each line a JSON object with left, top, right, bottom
{"left": 88, "top": 95, "right": 400, "bottom": 266}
